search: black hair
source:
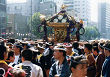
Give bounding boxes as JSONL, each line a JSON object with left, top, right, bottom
{"left": 70, "top": 56, "right": 87, "bottom": 69}
{"left": 84, "top": 43, "right": 92, "bottom": 51}
{"left": 7, "top": 51, "right": 14, "bottom": 60}
{"left": 22, "top": 43, "right": 30, "bottom": 49}
{"left": 99, "top": 43, "right": 104, "bottom": 49}
{"left": 51, "top": 42, "right": 54, "bottom": 46}
{"left": 15, "top": 44, "right": 23, "bottom": 53}
{"left": 103, "top": 42, "right": 110, "bottom": 52}
{"left": 0, "top": 45, "right": 7, "bottom": 60}
{"left": 21, "top": 49, "right": 33, "bottom": 61}
{"left": 92, "top": 42, "right": 98, "bottom": 47}
{"left": 59, "top": 50, "right": 66, "bottom": 57}
{"left": 16, "top": 45, "right": 22, "bottom": 52}
{"left": 72, "top": 42, "right": 79, "bottom": 49}
{"left": 0, "top": 41, "right": 5, "bottom": 46}
{"left": 58, "top": 46, "right": 66, "bottom": 57}
{"left": 8, "top": 39, "right": 15, "bottom": 44}
{"left": 92, "top": 46, "right": 99, "bottom": 53}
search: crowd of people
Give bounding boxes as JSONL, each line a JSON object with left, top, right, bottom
{"left": 0, "top": 38, "right": 110, "bottom": 77}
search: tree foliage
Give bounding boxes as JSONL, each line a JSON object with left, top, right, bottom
{"left": 29, "top": 12, "right": 44, "bottom": 39}
{"left": 82, "top": 26, "right": 100, "bottom": 40}
{"left": 29, "top": 12, "right": 54, "bottom": 39}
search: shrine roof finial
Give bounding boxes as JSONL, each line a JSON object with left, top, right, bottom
{"left": 61, "top": 4, "right": 68, "bottom": 10}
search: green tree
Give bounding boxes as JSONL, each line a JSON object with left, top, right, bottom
{"left": 82, "top": 26, "right": 100, "bottom": 40}
{"left": 29, "top": 12, "right": 54, "bottom": 39}
{"left": 29, "top": 12, "right": 44, "bottom": 39}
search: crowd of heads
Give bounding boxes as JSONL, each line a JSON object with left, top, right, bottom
{"left": 0, "top": 37, "right": 110, "bottom": 77}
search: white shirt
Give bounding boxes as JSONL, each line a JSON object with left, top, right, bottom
{"left": 14, "top": 61, "right": 43, "bottom": 77}
{"left": 13, "top": 55, "right": 20, "bottom": 64}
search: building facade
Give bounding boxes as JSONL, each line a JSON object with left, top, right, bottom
{"left": 7, "top": 3, "right": 27, "bottom": 16}
{"left": 39, "top": 1, "right": 56, "bottom": 16}
{"left": 26, "top": 0, "right": 40, "bottom": 16}
{"left": 98, "top": 2, "right": 106, "bottom": 38}
{"left": 7, "top": 0, "right": 41, "bottom": 16}
{"left": 73, "top": 0, "right": 90, "bottom": 21}
{"left": 98, "top": 1, "right": 110, "bottom": 39}
{"left": 105, "top": 1, "right": 110, "bottom": 39}
{"left": 63, "top": 0, "right": 74, "bottom": 12}
{"left": 7, "top": 14, "right": 29, "bottom": 38}
{"left": 54, "top": 0, "right": 63, "bottom": 12}
{"left": 0, "top": 0, "right": 7, "bottom": 37}
{"left": 7, "top": 2, "right": 29, "bottom": 38}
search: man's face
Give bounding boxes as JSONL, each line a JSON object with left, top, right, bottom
{"left": 66, "top": 48, "right": 72, "bottom": 55}
{"left": 10, "top": 54, "right": 15, "bottom": 62}
{"left": 23, "top": 45, "right": 27, "bottom": 50}
{"left": 98, "top": 46, "right": 101, "bottom": 51}
{"left": 84, "top": 47, "right": 88, "bottom": 53}
{"left": 4, "top": 52, "right": 8, "bottom": 60}
{"left": 53, "top": 50, "right": 62, "bottom": 59}
{"left": 13, "top": 46, "right": 19, "bottom": 54}
{"left": 13, "top": 46, "right": 17, "bottom": 51}
{"left": 39, "top": 49, "right": 44, "bottom": 54}
{"left": 50, "top": 46, "right": 54, "bottom": 49}
{"left": 92, "top": 49, "right": 98, "bottom": 56}
{"left": 71, "top": 63, "right": 87, "bottom": 76}
{"left": 104, "top": 49, "right": 109, "bottom": 56}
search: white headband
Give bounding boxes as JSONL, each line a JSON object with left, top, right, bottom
{"left": 54, "top": 46, "right": 65, "bottom": 51}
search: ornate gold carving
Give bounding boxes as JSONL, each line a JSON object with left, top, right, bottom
{"left": 47, "top": 23, "right": 68, "bottom": 43}
{"left": 54, "top": 28, "right": 67, "bottom": 42}
{"left": 47, "top": 23, "right": 69, "bottom": 28}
